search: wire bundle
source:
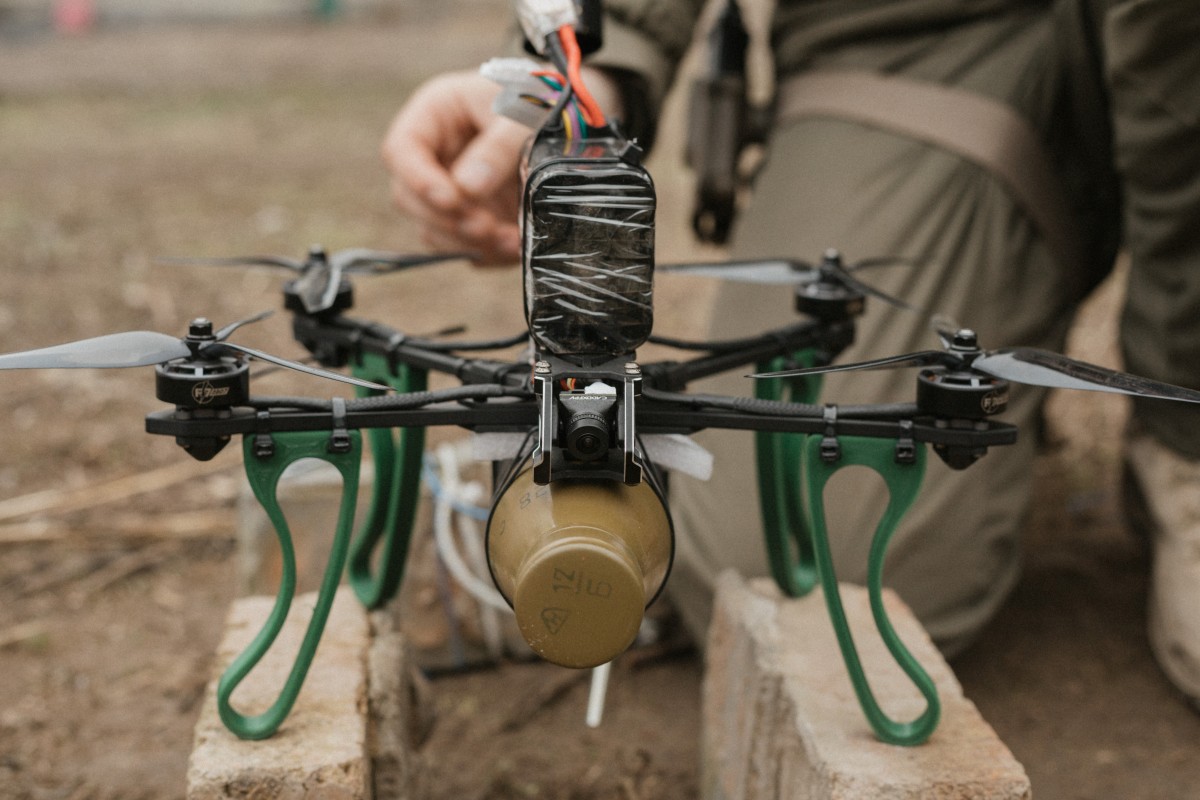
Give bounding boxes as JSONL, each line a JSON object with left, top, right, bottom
{"left": 481, "top": 25, "right": 606, "bottom": 139}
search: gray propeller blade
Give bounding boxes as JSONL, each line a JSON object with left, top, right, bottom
{"left": 754, "top": 329, "right": 1200, "bottom": 405}
{"left": 847, "top": 255, "right": 918, "bottom": 272}
{"left": 166, "top": 247, "right": 471, "bottom": 314}
{"left": 660, "top": 254, "right": 919, "bottom": 312}
{"left": 158, "top": 255, "right": 305, "bottom": 272}
{"left": 0, "top": 332, "right": 191, "bottom": 370}
{"left": 0, "top": 312, "right": 387, "bottom": 392}
{"left": 291, "top": 257, "right": 340, "bottom": 314}
{"left": 335, "top": 249, "right": 472, "bottom": 274}
{"left": 750, "top": 350, "right": 950, "bottom": 379}
{"left": 215, "top": 342, "right": 390, "bottom": 392}
{"left": 972, "top": 348, "right": 1200, "bottom": 403}
{"left": 214, "top": 309, "right": 274, "bottom": 342}
{"left": 658, "top": 259, "right": 820, "bottom": 285}
{"left": 930, "top": 314, "right": 964, "bottom": 349}
{"left": 825, "top": 264, "right": 921, "bottom": 313}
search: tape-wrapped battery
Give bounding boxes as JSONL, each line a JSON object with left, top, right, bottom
{"left": 521, "top": 136, "right": 656, "bottom": 363}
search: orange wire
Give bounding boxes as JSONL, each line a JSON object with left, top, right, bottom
{"left": 557, "top": 25, "right": 605, "bottom": 128}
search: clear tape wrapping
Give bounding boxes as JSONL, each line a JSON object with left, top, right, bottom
{"left": 522, "top": 140, "right": 656, "bottom": 359}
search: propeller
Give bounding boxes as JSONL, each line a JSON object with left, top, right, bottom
{"left": 0, "top": 311, "right": 389, "bottom": 392}
{"left": 751, "top": 325, "right": 1200, "bottom": 405}
{"left": 161, "top": 245, "right": 473, "bottom": 314}
{"left": 658, "top": 248, "right": 920, "bottom": 312}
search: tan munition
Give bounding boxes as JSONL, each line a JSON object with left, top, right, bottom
{"left": 487, "top": 469, "right": 673, "bottom": 668}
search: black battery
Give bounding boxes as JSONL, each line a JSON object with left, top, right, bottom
{"left": 521, "top": 135, "right": 656, "bottom": 363}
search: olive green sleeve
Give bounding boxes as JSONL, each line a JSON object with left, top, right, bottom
{"left": 1106, "top": 0, "right": 1200, "bottom": 456}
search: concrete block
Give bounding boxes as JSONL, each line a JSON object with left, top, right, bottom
{"left": 367, "top": 606, "right": 434, "bottom": 800}
{"left": 187, "top": 587, "right": 427, "bottom": 799}
{"left": 703, "top": 571, "right": 1031, "bottom": 800}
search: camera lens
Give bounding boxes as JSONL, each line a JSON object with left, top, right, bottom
{"left": 565, "top": 410, "right": 609, "bottom": 461}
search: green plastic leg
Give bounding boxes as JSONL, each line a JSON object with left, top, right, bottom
{"left": 218, "top": 430, "right": 362, "bottom": 740}
{"left": 800, "top": 434, "right": 939, "bottom": 746}
{"left": 755, "top": 353, "right": 823, "bottom": 597}
{"left": 346, "top": 353, "right": 427, "bottom": 609}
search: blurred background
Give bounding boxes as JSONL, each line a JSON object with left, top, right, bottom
{"left": 0, "top": 2, "right": 1197, "bottom": 799}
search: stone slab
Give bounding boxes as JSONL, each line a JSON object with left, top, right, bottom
{"left": 187, "top": 587, "right": 411, "bottom": 799}
{"left": 703, "top": 571, "right": 1031, "bottom": 800}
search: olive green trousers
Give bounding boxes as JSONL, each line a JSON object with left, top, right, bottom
{"left": 668, "top": 7, "right": 1096, "bottom": 655}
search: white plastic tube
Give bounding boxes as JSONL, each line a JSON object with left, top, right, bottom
{"left": 586, "top": 661, "right": 612, "bottom": 728}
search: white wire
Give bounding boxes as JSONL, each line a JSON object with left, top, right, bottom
{"left": 452, "top": 472, "right": 506, "bottom": 660}
{"left": 430, "top": 442, "right": 513, "bottom": 615}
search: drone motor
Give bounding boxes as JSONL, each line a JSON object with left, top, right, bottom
{"left": 793, "top": 251, "right": 868, "bottom": 322}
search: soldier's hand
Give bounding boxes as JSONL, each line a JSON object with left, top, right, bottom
{"left": 382, "top": 71, "right": 528, "bottom": 265}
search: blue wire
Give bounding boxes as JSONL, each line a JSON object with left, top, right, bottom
{"left": 421, "top": 454, "right": 490, "bottom": 521}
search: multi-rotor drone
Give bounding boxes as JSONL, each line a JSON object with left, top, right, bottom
{"left": 4, "top": 0, "right": 1200, "bottom": 751}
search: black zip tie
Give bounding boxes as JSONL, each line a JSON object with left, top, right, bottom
{"left": 253, "top": 409, "right": 275, "bottom": 459}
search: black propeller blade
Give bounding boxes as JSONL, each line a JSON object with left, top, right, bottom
{"left": 0, "top": 312, "right": 389, "bottom": 393}
{"left": 161, "top": 246, "right": 472, "bottom": 314}
{"left": 658, "top": 249, "right": 920, "bottom": 312}
{"left": 751, "top": 327, "right": 1200, "bottom": 404}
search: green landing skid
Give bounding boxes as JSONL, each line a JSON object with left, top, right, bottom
{"left": 755, "top": 353, "right": 939, "bottom": 746}
{"left": 346, "top": 352, "right": 428, "bottom": 609}
{"left": 218, "top": 353, "right": 426, "bottom": 739}
{"left": 219, "top": 429, "right": 362, "bottom": 740}
{"left": 801, "top": 434, "right": 938, "bottom": 746}
{"left": 755, "top": 352, "right": 822, "bottom": 597}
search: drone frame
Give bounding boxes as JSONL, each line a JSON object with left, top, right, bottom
{"left": 135, "top": 272, "right": 1020, "bottom": 746}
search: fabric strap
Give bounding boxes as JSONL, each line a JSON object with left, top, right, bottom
{"left": 775, "top": 70, "right": 1083, "bottom": 273}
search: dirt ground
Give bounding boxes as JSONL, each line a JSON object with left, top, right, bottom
{"left": 0, "top": 9, "right": 1198, "bottom": 800}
